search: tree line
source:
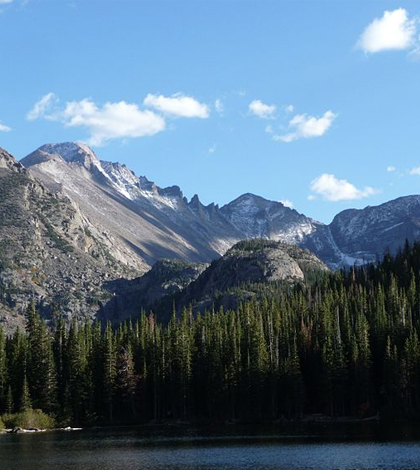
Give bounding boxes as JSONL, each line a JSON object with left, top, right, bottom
{"left": 1, "top": 241, "right": 420, "bottom": 425}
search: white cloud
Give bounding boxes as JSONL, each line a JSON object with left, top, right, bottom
{"left": 249, "top": 99, "right": 276, "bottom": 119}
{"left": 265, "top": 125, "right": 273, "bottom": 134}
{"left": 275, "top": 110, "right": 337, "bottom": 143}
{"left": 410, "top": 165, "right": 420, "bottom": 175}
{"left": 208, "top": 144, "right": 216, "bottom": 154}
{"left": 26, "top": 92, "right": 58, "bottom": 121}
{"left": 62, "top": 99, "right": 166, "bottom": 146}
{"left": 279, "top": 199, "right": 293, "bottom": 209}
{"left": 144, "top": 93, "right": 209, "bottom": 118}
{"left": 284, "top": 105, "right": 294, "bottom": 113}
{"left": 0, "top": 0, "right": 14, "bottom": 4}
{"left": 215, "top": 99, "right": 224, "bottom": 115}
{"left": 357, "top": 9, "right": 417, "bottom": 53}
{"left": 28, "top": 94, "right": 166, "bottom": 146}
{"left": 0, "top": 122, "right": 11, "bottom": 132}
{"left": 387, "top": 165, "right": 396, "bottom": 172}
{"left": 310, "top": 173, "right": 375, "bottom": 202}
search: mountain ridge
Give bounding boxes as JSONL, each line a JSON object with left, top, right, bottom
{"left": 22, "top": 142, "right": 315, "bottom": 270}
{"left": 20, "top": 142, "right": 420, "bottom": 271}
{"left": 0, "top": 145, "right": 136, "bottom": 332}
{"left": 1, "top": 141, "right": 420, "bottom": 329}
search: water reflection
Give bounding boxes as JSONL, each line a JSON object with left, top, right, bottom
{"left": 1, "top": 424, "right": 420, "bottom": 470}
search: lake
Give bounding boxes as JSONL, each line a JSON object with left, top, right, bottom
{"left": 1, "top": 423, "right": 420, "bottom": 470}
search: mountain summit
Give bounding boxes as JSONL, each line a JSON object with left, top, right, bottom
{"left": 22, "top": 142, "right": 319, "bottom": 272}
{"left": 220, "top": 193, "right": 319, "bottom": 242}
{"left": 0, "top": 145, "right": 133, "bottom": 331}
{"left": 22, "top": 142, "right": 240, "bottom": 270}
{"left": 21, "top": 142, "right": 420, "bottom": 272}
{"left": 0, "top": 141, "right": 419, "bottom": 328}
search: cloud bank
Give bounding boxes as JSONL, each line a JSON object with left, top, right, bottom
{"left": 275, "top": 110, "right": 336, "bottom": 143}
{"left": 249, "top": 100, "right": 276, "bottom": 119}
{"left": 144, "top": 93, "right": 209, "bottom": 118}
{"left": 27, "top": 92, "right": 210, "bottom": 146}
{"left": 26, "top": 93, "right": 58, "bottom": 121}
{"left": 215, "top": 99, "right": 224, "bottom": 115}
{"left": 310, "top": 174, "right": 375, "bottom": 201}
{"left": 0, "top": 122, "right": 11, "bottom": 132}
{"left": 409, "top": 165, "right": 420, "bottom": 176}
{"left": 357, "top": 9, "right": 417, "bottom": 53}
{"left": 62, "top": 99, "right": 166, "bottom": 146}
{"left": 279, "top": 199, "right": 293, "bottom": 209}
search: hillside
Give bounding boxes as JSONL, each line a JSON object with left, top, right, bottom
{"left": 1, "top": 141, "right": 420, "bottom": 328}
{"left": 159, "top": 239, "right": 329, "bottom": 316}
{"left": 0, "top": 147, "right": 135, "bottom": 332}
{"left": 22, "top": 142, "right": 243, "bottom": 269}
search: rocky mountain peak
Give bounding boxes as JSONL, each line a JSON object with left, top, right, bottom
{"left": 42, "top": 142, "right": 100, "bottom": 167}
{"left": 221, "top": 192, "right": 319, "bottom": 243}
{"left": 3, "top": 140, "right": 420, "bottom": 329}
{"left": 0, "top": 147, "right": 26, "bottom": 173}
{"left": 0, "top": 145, "right": 139, "bottom": 332}
{"left": 22, "top": 142, "right": 109, "bottom": 182}
{"left": 188, "top": 194, "right": 203, "bottom": 212}
{"left": 19, "top": 140, "right": 420, "bottom": 276}
{"left": 171, "top": 238, "right": 329, "bottom": 314}
{"left": 189, "top": 193, "right": 200, "bottom": 204}
{"left": 159, "top": 185, "right": 183, "bottom": 200}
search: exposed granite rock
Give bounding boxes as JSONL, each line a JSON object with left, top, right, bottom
{"left": 100, "top": 259, "right": 208, "bottom": 322}
{"left": 0, "top": 147, "right": 137, "bottom": 333}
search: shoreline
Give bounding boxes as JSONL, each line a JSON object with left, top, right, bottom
{"left": 0, "top": 426, "right": 83, "bottom": 434}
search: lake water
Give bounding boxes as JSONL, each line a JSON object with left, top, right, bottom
{"left": 1, "top": 423, "right": 420, "bottom": 470}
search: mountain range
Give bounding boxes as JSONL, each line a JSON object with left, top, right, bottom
{"left": 1, "top": 141, "right": 420, "bottom": 329}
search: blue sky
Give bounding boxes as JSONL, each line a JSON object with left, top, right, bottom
{"left": 0, "top": 0, "right": 419, "bottom": 223}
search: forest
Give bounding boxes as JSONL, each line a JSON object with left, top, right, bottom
{"left": 1, "top": 241, "right": 420, "bottom": 427}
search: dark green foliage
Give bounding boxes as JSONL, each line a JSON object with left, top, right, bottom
{"left": 0, "top": 326, "right": 6, "bottom": 411}
{"left": 19, "top": 375, "right": 31, "bottom": 412}
{"left": 2, "top": 409, "right": 55, "bottom": 429}
{"left": 3, "top": 241, "right": 420, "bottom": 424}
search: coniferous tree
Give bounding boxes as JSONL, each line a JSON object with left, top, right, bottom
{"left": 19, "top": 374, "right": 31, "bottom": 412}
{"left": 0, "top": 326, "right": 6, "bottom": 412}
{"left": 102, "top": 322, "right": 116, "bottom": 422}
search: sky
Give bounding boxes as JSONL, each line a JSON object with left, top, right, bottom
{"left": 0, "top": 0, "right": 419, "bottom": 223}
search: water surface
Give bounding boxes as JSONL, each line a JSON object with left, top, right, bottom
{"left": 1, "top": 423, "right": 420, "bottom": 470}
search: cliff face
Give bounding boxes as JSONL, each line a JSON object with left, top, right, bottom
{"left": 0, "top": 147, "right": 135, "bottom": 332}
{"left": 302, "top": 196, "right": 420, "bottom": 268}
{"left": 167, "top": 239, "right": 329, "bottom": 315}
{"left": 3, "top": 140, "right": 420, "bottom": 331}
{"left": 22, "top": 142, "right": 242, "bottom": 270}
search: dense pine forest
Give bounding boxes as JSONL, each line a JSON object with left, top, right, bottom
{"left": 2, "top": 241, "right": 420, "bottom": 427}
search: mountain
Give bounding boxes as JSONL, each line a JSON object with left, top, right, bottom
{"left": 101, "top": 239, "right": 329, "bottom": 322}
{"left": 22, "top": 143, "right": 245, "bottom": 270}
{"left": 220, "top": 193, "right": 318, "bottom": 243}
{"left": 167, "top": 239, "right": 329, "bottom": 314}
{"left": 21, "top": 142, "right": 420, "bottom": 272}
{"left": 22, "top": 143, "right": 317, "bottom": 270}
{"left": 0, "top": 146, "right": 134, "bottom": 332}
{"left": 2, "top": 142, "right": 323, "bottom": 329}
{"left": 302, "top": 196, "right": 420, "bottom": 268}
{"left": 100, "top": 258, "right": 208, "bottom": 322}
{"left": 1, "top": 139, "right": 420, "bottom": 330}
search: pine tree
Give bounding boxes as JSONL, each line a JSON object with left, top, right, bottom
{"left": 19, "top": 374, "right": 32, "bottom": 412}
{"left": 5, "top": 385, "right": 14, "bottom": 415}
{"left": 102, "top": 322, "right": 116, "bottom": 422}
{"left": 0, "top": 326, "right": 6, "bottom": 412}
